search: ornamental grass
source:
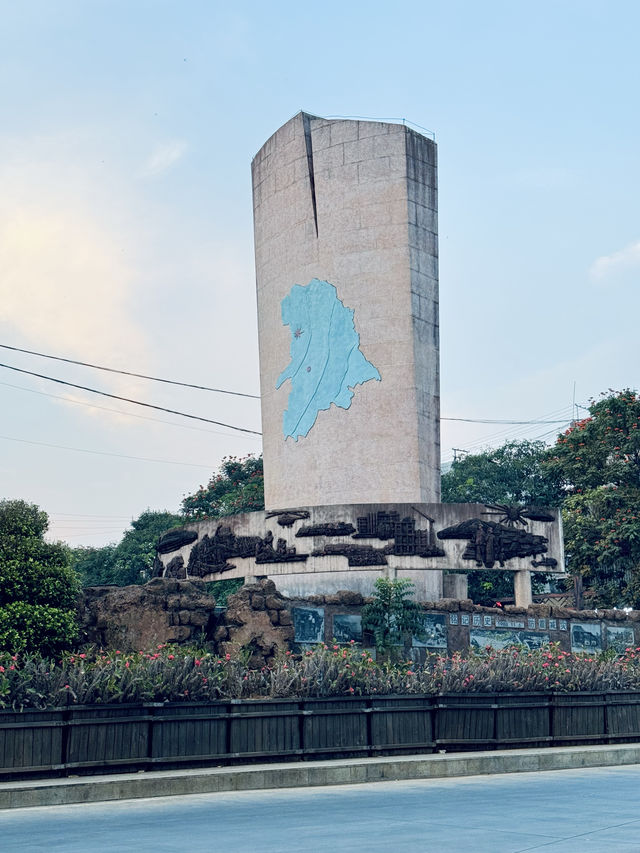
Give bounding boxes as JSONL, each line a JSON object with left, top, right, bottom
{"left": 3, "top": 643, "right": 640, "bottom": 710}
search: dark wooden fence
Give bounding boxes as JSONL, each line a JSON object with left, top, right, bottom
{"left": 2, "top": 692, "right": 640, "bottom": 779}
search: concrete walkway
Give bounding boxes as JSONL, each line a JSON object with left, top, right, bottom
{"left": 2, "top": 743, "right": 640, "bottom": 810}
{"left": 3, "top": 764, "right": 640, "bottom": 852}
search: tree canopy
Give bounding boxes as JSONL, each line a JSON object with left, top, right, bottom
{"left": 441, "top": 439, "right": 564, "bottom": 506}
{"left": 0, "top": 500, "right": 79, "bottom": 654}
{"left": 74, "top": 510, "right": 182, "bottom": 587}
{"left": 181, "top": 455, "right": 264, "bottom": 519}
{"left": 545, "top": 390, "right": 640, "bottom": 607}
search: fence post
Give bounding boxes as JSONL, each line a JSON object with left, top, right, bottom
{"left": 298, "top": 701, "right": 306, "bottom": 759}
{"left": 61, "top": 708, "right": 71, "bottom": 771}
{"left": 146, "top": 703, "right": 160, "bottom": 767}
{"left": 225, "top": 701, "right": 234, "bottom": 757}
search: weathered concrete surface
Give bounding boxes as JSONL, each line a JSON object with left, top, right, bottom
{"left": 253, "top": 113, "right": 440, "bottom": 510}
{"left": 2, "top": 744, "right": 640, "bottom": 810}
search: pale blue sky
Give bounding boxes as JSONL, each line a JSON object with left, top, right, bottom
{"left": 1, "top": 1, "right": 638, "bottom": 544}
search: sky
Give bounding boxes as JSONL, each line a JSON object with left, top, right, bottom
{"left": 1, "top": 0, "right": 639, "bottom": 547}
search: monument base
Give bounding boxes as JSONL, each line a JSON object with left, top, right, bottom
{"left": 155, "top": 502, "right": 564, "bottom": 607}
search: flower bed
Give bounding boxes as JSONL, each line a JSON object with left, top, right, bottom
{"left": 4, "top": 643, "right": 640, "bottom": 709}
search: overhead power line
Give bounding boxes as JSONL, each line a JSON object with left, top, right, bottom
{"left": 0, "top": 343, "right": 260, "bottom": 400}
{"left": 441, "top": 417, "right": 569, "bottom": 425}
{"left": 0, "top": 380, "right": 261, "bottom": 442}
{"left": 0, "top": 343, "right": 578, "bottom": 430}
{"left": 0, "top": 433, "right": 219, "bottom": 469}
{"left": 50, "top": 512, "right": 133, "bottom": 519}
{"left": 0, "top": 362, "right": 262, "bottom": 436}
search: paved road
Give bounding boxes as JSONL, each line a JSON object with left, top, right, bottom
{"left": 2, "top": 765, "right": 640, "bottom": 852}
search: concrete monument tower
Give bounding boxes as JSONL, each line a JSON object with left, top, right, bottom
{"left": 252, "top": 112, "right": 440, "bottom": 510}
{"left": 155, "top": 113, "right": 565, "bottom": 609}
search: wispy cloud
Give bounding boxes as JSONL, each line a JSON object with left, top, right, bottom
{"left": 0, "top": 207, "right": 145, "bottom": 365}
{"left": 589, "top": 239, "right": 640, "bottom": 282}
{"left": 141, "top": 140, "right": 188, "bottom": 177}
{"left": 0, "top": 133, "right": 151, "bottom": 406}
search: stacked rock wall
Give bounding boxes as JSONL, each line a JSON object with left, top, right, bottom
{"left": 80, "top": 579, "right": 217, "bottom": 650}
{"left": 78, "top": 579, "right": 640, "bottom": 665}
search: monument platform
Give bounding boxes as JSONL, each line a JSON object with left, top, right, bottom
{"left": 156, "top": 503, "right": 564, "bottom": 604}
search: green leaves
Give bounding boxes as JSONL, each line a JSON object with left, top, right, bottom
{"left": 0, "top": 603, "right": 78, "bottom": 656}
{"left": 442, "top": 440, "right": 564, "bottom": 506}
{"left": 361, "top": 578, "right": 425, "bottom": 656}
{"left": 73, "top": 511, "right": 182, "bottom": 587}
{"left": 181, "top": 455, "right": 264, "bottom": 519}
{"left": 546, "top": 391, "right": 640, "bottom": 607}
{"left": 547, "top": 391, "right": 640, "bottom": 492}
{"left": 0, "top": 500, "right": 79, "bottom": 655}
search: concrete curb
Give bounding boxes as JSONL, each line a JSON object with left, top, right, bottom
{"left": 2, "top": 744, "right": 640, "bottom": 810}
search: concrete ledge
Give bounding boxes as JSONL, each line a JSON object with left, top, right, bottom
{"left": 2, "top": 744, "right": 640, "bottom": 810}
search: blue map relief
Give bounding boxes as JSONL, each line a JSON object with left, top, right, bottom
{"left": 276, "top": 278, "right": 381, "bottom": 440}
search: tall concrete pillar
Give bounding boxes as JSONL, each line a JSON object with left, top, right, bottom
{"left": 252, "top": 112, "right": 440, "bottom": 509}
{"left": 443, "top": 573, "right": 469, "bottom": 600}
{"left": 514, "top": 570, "right": 533, "bottom": 608}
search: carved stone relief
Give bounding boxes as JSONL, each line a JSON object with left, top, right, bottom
{"left": 296, "top": 522, "right": 356, "bottom": 537}
{"left": 157, "top": 528, "right": 198, "bottom": 554}
{"left": 265, "top": 510, "right": 311, "bottom": 527}
{"left": 255, "top": 531, "right": 307, "bottom": 564}
{"left": 312, "top": 543, "right": 388, "bottom": 566}
{"left": 437, "top": 518, "right": 549, "bottom": 569}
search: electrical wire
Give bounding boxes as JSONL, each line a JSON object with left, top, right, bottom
{"left": 441, "top": 416, "right": 569, "bottom": 425}
{"left": 0, "top": 362, "right": 262, "bottom": 436}
{"left": 0, "top": 433, "right": 219, "bottom": 469}
{"left": 49, "top": 512, "right": 133, "bottom": 519}
{"left": 441, "top": 404, "right": 575, "bottom": 464}
{"left": 448, "top": 404, "right": 573, "bottom": 449}
{"left": 0, "top": 343, "right": 260, "bottom": 399}
{"left": 0, "top": 380, "right": 262, "bottom": 442}
{"left": 0, "top": 345, "right": 577, "bottom": 430}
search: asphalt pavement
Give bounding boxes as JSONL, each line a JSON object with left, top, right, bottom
{"left": 2, "top": 764, "right": 640, "bottom": 853}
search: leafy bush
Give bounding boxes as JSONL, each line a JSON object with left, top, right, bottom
{"left": 0, "top": 603, "right": 78, "bottom": 656}
{"left": 73, "top": 511, "right": 183, "bottom": 587}
{"left": 0, "top": 500, "right": 79, "bottom": 654}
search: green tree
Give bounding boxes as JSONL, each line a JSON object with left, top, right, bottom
{"left": 441, "top": 440, "right": 563, "bottom": 606}
{"left": 72, "top": 544, "right": 117, "bottom": 587}
{"left": 545, "top": 390, "right": 640, "bottom": 607}
{"left": 361, "top": 578, "right": 425, "bottom": 658}
{"left": 74, "top": 511, "right": 182, "bottom": 587}
{"left": 441, "top": 440, "right": 563, "bottom": 505}
{"left": 181, "top": 455, "right": 264, "bottom": 519}
{"left": 0, "top": 500, "right": 79, "bottom": 654}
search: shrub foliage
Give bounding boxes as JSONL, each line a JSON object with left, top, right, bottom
{"left": 0, "top": 500, "right": 79, "bottom": 655}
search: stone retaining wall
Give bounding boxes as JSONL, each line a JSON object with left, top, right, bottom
{"left": 79, "top": 579, "right": 640, "bottom": 663}
{"left": 80, "top": 579, "right": 217, "bottom": 650}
